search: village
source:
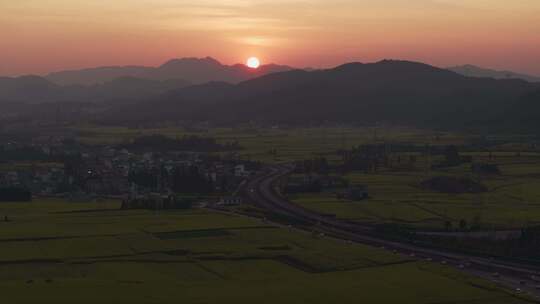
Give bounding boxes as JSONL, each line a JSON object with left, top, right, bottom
{"left": 0, "top": 137, "right": 260, "bottom": 208}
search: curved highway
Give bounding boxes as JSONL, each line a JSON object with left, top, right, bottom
{"left": 243, "top": 165, "right": 540, "bottom": 299}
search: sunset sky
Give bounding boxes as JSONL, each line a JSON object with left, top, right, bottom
{"left": 1, "top": 0, "right": 539, "bottom": 76}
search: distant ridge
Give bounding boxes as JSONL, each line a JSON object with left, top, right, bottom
{"left": 5, "top": 59, "right": 540, "bottom": 133}
{"left": 0, "top": 75, "right": 190, "bottom": 104}
{"left": 448, "top": 64, "right": 540, "bottom": 83}
{"left": 45, "top": 57, "right": 293, "bottom": 86}
{"left": 0, "top": 75, "right": 61, "bottom": 103}
{"left": 107, "top": 59, "right": 540, "bottom": 132}
{"left": 46, "top": 66, "right": 152, "bottom": 86}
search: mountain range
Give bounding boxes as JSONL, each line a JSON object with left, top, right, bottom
{"left": 2, "top": 58, "right": 540, "bottom": 133}
{"left": 103, "top": 60, "right": 540, "bottom": 132}
{"left": 448, "top": 65, "right": 540, "bottom": 83}
{"left": 42, "top": 58, "right": 540, "bottom": 86}
{"left": 0, "top": 75, "right": 191, "bottom": 104}
{"left": 45, "top": 57, "right": 293, "bottom": 86}
{"left": 0, "top": 57, "right": 293, "bottom": 104}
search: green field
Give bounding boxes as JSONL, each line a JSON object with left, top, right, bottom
{"left": 291, "top": 152, "right": 540, "bottom": 230}
{"left": 3, "top": 126, "right": 538, "bottom": 301}
{"left": 0, "top": 199, "right": 530, "bottom": 303}
{"left": 71, "top": 125, "right": 540, "bottom": 229}
{"left": 72, "top": 125, "right": 469, "bottom": 162}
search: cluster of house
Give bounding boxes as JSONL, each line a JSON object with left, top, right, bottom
{"left": 0, "top": 141, "right": 259, "bottom": 201}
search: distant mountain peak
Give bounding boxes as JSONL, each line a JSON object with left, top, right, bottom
{"left": 160, "top": 56, "right": 222, "bottom": 68}
{"left": 448, "top": 64, "right": 540, "bottom": 83}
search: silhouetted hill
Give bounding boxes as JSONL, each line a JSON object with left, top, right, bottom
{"left": 107, "top": 60, "right": 540, "bottom": 131}
{"left": 504, "top": 89, "right": 540, "bottom": 131}
{"left": 86, "top": 77, "right": 191, "bottom": 104}
{"left": 45, "top": 57, "right": 293, "bottom": 85}
{"left": 448, "top": 65, "right": 540, "bottom": 83}
{"left": 0, "top": 76, "right": 63, "bottom": 103}
{"left": 46, "top": 66, "right": 153, "bottom": 86}
{"left": 0, "top": 76, "right": 190, "bottom": 105}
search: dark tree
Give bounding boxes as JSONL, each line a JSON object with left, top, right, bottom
{"left": 0, "top": 187, "right": 32, "bottom": 202}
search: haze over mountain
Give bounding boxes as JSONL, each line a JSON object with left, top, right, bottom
{"left": 0, "top": 56, "right": 290, "bottom": 104}
{"left": 45, "top": 57, "right": 293, "bottom": 86}
{"left": 0, "top": 75, "right": 190, "bottom": 104}
{"left": 0, "top": 76, "right": 65, "bottom": 103}
{"left": 448, "top": 65, "right": 540, "bottom": 83}
{"left": 4, "top": 59, "right": 540, "bottom": 133}
{"left": 107, "top": 60, "right": 540, "bottom": 132}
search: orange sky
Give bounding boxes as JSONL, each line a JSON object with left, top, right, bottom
{"left": 1, "top": 0, "right": 540, "bottom": 76}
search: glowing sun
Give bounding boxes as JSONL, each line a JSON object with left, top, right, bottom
{"left": 246, "top": 57, "right": 260, "bottom": 69}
